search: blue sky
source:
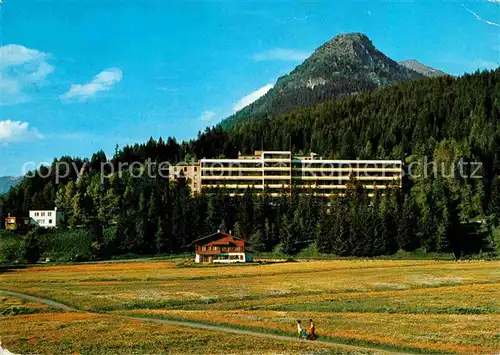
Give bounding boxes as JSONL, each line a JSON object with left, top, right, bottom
{"left": 0, "top": 0, "right": 499, "bottom": 176}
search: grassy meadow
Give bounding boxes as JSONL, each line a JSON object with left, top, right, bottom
{"left": 0, "top": 259, "right": 499, "bottom": 354}
{"left": 1, "top": 307, "right": 335, "bottom": 354}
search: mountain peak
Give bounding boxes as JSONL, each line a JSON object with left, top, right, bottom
{"left": 308, "top": 32, "right": 386, "bottom": 70}
{"left": 325, "top": 32, "right": 371, "bottom": 43}
{"left": 222, "top": 33, "right": 423, "bottom": 128}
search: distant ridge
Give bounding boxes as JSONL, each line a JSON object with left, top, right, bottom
{"left": 398, "top": 59, "right": 447, "bottom": 78}
{"left": 0, "top": 176, "right": 22, "bottom": 194}
{"left": 222, "top": 32, "right": 423, "bottom": 128}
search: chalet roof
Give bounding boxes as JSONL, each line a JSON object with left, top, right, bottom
{"left": 192, "top": 231, "right": 245, "bottom": 244}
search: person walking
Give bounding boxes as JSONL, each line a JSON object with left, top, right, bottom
{"left": 308, "top": 319, "right": 317, "bottom": 340}
{"left": 297, "top": 320, "right": 305, "bottom": 340}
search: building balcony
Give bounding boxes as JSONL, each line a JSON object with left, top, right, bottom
{"left": 196, "top": 248, "right": 244, "bottom": 254}
{"left": 201, "top": 175, "right": 263, "bottom": 180}
{"left": 201, "top": 184, "right": 265, "bottom": 189}
{"left": 292, "top": 167, "right": 402, "bottom": 172}
{"left": 293, "top": 176, "right": 401, "bottom": 181}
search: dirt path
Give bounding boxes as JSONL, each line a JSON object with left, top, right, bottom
{"left": 0, "top": 289, "right": 411, "bottom": 355}
{"left": 0, "top": 290, "right": 73, "bottom": 310}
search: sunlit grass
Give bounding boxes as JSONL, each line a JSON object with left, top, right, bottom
{"left": 1, "top": 259, "right": 499, "bottom": 353}
{"left": 0, "top": 295, "right": 57, "bottom": 316}
{"left": 0, "top": 312, "right": 340, "bottom": 355}
{"left": 118, "top": 309, "right": 499, "bottom": 354}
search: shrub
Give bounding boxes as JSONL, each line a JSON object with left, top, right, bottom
{"left": 39, "top": 229, "right": 95, "bottom": 262}
{"left": 0, "top": 236, "right": 25, "bottom": 264}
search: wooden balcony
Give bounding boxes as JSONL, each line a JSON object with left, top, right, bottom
{"left": 196, "top": 247, "right": 244, "bottom": 255}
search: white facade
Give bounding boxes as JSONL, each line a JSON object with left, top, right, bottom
{"left": 200, "top": 151, "right": 402, "bottom": 196}
{"left": 195, "top": 253, "right": 253, "bottom": 264}
{"left": 29, "top": 208, "right": 64, "bottom": 228}
{"left": 212, "top": 253, "right": 246, "bottom": 263}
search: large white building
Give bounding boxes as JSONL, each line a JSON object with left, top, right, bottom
{"left": 29, "top": 208, "right": 65, "bottom": 228}
{"left": 199, "top": 151, "right": 402, "bottom": 196}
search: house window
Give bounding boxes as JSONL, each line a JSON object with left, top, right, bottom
{"left": 41, "top": 212, "right": 45, "bottom": 217}
{"left": 48, "top": 212, "right": 52, "bottom": 216}
{"left": 49, "top": 219, "right": 53, "bottom": 224}
{"left": 35, "top": 212, "right": 39, "bottom": 217}
{"left": 194, "top": 167, "right": 197, "bottom": 172}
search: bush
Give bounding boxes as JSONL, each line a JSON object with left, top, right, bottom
{"left": 1, "top": 307, "right": 39, "bottom": 316}
{"left": 39, "top": 229, "right": 95, "bottom": 262}
{"left": 296, "top": 243, "right": 324, "bottom": 258}
{"left": 0, "top": 236, "right": 25, "bottom": 264}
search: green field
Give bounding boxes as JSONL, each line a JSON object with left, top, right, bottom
{"left": 0, "top": 259, "right": 499, "bottom": 354}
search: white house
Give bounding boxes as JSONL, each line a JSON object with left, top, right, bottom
{"left": 29, "top": 208, "right": 64, "bottom": 228}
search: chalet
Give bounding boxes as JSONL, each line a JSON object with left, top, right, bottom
{"left": 194, "top": 232, "right": 253, "bottom": 263}
{"left": 4, "top": 215, "right": 35, "bottom": 233}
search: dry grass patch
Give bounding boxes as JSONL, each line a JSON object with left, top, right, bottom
{"left": 1, "top": 260, "right": 499, "bottom": 354}
{"left": 0, "top": 312, "right": 349, "bottom": 355}
{"left": 120, "top": 309, "right": 500, "bottom": 354}
{"left": 0, "top": 295, "right": 56, "bottom": 316}
{"left": 2, "top": 260, "right": 498, "bottom": 313}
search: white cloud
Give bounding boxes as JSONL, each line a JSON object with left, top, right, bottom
{"left": 472, "top": 60, "right": 499, "bottom": 70}
{"left": 488, "top": 0, "right": 500, "bottom": 3}
{"left": 0, "top": 44, "right": 54, "bottom": 106}
{"left": 253, "top": 48, "right": 310, "bottom": 62}
{"left": 233, "top": 84, "right": 274, "bottom": 112}
{"left": 200, "top": 110, "right": 216, "bottom": 121}
{"left": 0, "top": 120, "right": 43, "bottom": 143}
{"left": 462, "top": 4, "right": 500, "bottom": 27}
{"left": 60, "top": 68, "right": 123, "bottom": 102}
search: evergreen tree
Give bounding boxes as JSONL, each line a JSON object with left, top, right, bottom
{"left": 279, "top": 213, "right": 296, "bottom": 255}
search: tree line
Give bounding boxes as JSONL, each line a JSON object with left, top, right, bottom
{"left": 2, "top": 68, "right": 500, "bottom": 262}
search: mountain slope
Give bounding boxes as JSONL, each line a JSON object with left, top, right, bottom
{"left": 0, "top": 176, "right": 22, "bottom": 194}
{"left": 222, "top": 33, "right": 423, "bottom": 128}
{"left": 398, "top": 59, "right": 447, "bottom": 78}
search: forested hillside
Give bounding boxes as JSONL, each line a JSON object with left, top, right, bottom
{"left": 1, "top": 69, "right": 500, "bottom": 263}
{"left": 222, "top": 33, "right": 423, "bottom": 128}
{"left": 227, "top": 70, "right": 499, "bottom": 162}
{"left": 0, "top": 176, "right": 22, "bottom": 195}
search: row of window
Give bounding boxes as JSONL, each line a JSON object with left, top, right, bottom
{"left": 216, "top": 255, "right": 245, "bottom": 260}
{"left": 200, "top": 180, "right": 397, "bottom": 186}
{"left": 292, "top": 171, "right": 401, "bottom": 177}
{"left": 200, "top": 173, "right": 400, "bottom": 179}
{"left": 36, "top": 219, "right": 53, "bottom": 224}
{"left": 203, "top": 255, "right": 244, "bottom": 261}
{"left": 199, "top": 246, "right": 243, "bottom": 252}
{"left": 201, "top": 166, "right": 401, "bottom": 173}
{"left": 201, "top": 162, "right": 401, "bottom": 169}
{"left": 292, "top": 163, "right": 402, "bottom": 169}
{"left": 33, "top": 211, "right": 53, "bottom": 217}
